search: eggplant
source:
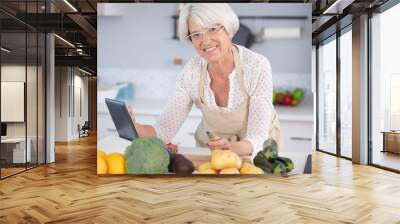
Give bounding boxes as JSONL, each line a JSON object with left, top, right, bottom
{"left": 168, "top": 152, "right": 194, "bottom": 174}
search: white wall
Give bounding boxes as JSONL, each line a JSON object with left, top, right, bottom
{"left": 230, "top": 3, "right": 312, "bottom": 75}
{"left": 1, "top": 65, "right": 37, "bottom": 138}
{"left": 55, "top": 67, "right": 68, "bottom": 141}
{"left": 55, "top": 67, "right": 89, "bottom": 141}
{"left": 72, "top": 73, "right": 89, "bottom": 138}
{"left": 98, "top": 3, "right": 312, "bottom": 100}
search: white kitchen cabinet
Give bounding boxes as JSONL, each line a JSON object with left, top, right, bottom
{"left": 279, "top": 120, "right": 313, "bottom": 153}
{"left": 97, "top": 112, "right": 156, "bottom": 140}
{"left": 98, "top": 98, "right": 314, "bottom": 154}
{"left": 135, "top": 113, "right": 202, "bottom": 148}
{"left": 97, "top": 112, "right": 117, "bottom": 140}
{"left": 173, "top": 116, "right": 202, "bottom": 147}
{"left": 173, "top": 115, "right": 314, "bottom": 153}
{"left": 98, "top": 108, "right": 202, "bottom": 148}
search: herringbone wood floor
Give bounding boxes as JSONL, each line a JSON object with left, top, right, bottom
{"left": 1, "top": 135, "right": 400, "bottom": 224}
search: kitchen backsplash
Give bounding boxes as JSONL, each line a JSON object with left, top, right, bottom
{"left": 99, "top": 68, "right": 312, "bottom": 100}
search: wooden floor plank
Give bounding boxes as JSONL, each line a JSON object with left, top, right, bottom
{"left": 0, "top": 135, "right": 399, "bottom": 223}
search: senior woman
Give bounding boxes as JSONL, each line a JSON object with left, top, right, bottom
{"left": 130, "top": 3, "right": 281, "bottom": 159}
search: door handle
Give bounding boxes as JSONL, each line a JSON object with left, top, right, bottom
{"left": 290, "top": 137, "right": 312, "bottom": 141}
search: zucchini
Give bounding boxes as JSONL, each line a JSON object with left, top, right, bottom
{"left": 262, "top": 138, "right": 278, "bottom": 161}
{"left": 276, "top": 156, "right": 294, "bottom": 172}
{"left": 272, "top": 160, "right": 287, "bottom": 174}
{"left": 263, "top": 138, "right": 278, "bottom": 151}
{"left": 253, "top": 151, "right": 274, "bottom": 173}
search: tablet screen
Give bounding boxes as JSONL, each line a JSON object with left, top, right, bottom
{"left": 105, "top": 98, "right": 139, "bottom": 141}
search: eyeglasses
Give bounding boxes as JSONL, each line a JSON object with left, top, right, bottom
{"left": 187, "top": 25, "right": 224, "bottom": 42}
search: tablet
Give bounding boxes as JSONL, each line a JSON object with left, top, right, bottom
{"left": 105, "top": 98, "right": 139, "bottom": 141}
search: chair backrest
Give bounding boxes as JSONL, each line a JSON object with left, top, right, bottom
{"left": 82, "top": 121, "right": 90, "bottom": 129}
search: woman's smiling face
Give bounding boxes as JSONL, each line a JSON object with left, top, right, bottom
{"left": 188, "top": 19, "right": 232, "bottom": 63}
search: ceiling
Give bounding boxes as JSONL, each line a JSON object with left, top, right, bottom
{"left": 0, "top": 0, "right": 393, "bottom": 75}
{"left": 0, "top": 0, "right": 99, "bottom": 74}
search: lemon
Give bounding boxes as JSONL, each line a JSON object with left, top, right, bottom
{"left": 97, "top": 150, "right": 107, "bottom": 159}
{"left": 97, "top": 156, "right": 108, "bottom": 174}
{"left": 106, "top": 152, "right": 126, "bottom": 174}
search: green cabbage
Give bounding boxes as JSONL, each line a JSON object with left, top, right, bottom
{"left": 124, "top": 137, "right": 170, "bottom": 174}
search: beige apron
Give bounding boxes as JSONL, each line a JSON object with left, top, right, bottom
{"left": 194, "top": 45, "right": 283, "bottom": 157}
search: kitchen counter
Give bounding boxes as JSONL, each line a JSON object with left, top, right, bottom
{"left": 98, "top": 96, "right": 314, "bottom": 122}
{"left": 98, "top": 135, "right": 311, "bottom": 175}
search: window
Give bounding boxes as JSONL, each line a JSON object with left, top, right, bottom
{"left": 317, "top": 35, "right": 337, "bottom": 155}
{"left": 0, "top": 1, "right": 47, "bottom": 179}
{"left": 370, "top": 2, "right": 400, "bottom": 171}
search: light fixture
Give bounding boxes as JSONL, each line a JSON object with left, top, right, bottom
{"left": 76, "top": 48, "right": 86, "bottom": 55}
{"left": 78, "top": 67, "right": 92, "bottom": 76}
{"left": 322, "top": 0, "right": 354, "bottom": 15}
{"left": 54, "top": 34, "right": 75, "bottom": 48}
{"left": 63, "top": 0, "right": 78, "bottom": 12}
{"left": 1, "top": 47, "right": 11, "bottom": 53}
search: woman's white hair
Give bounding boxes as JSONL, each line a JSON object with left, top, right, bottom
{"left": 178, "top": 3, "right": 239, "bottom": 42}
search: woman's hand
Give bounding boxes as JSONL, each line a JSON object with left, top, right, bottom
{"left": 207, "top": 137, "right": 232, "bottom": 150}
{"left": 126, "top": 105, "right": 157, "bottom": 138}
{"left": 127, "top": 105, "right": 136, "bottom": 123}
{"left": 165, "top": 143, "right": 179, "bottom": 153}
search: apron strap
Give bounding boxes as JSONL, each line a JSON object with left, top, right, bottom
{"left": 198, "top": 62, "right": 206, "bottom": 103}
{"left": 232, "top": 46, "right": 249, "bottom": 98}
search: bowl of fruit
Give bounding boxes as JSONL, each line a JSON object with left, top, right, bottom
{"left": 273, "top": 88, "right": 304, "bottom": 106}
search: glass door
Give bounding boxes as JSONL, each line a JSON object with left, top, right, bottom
{"left": 0, "top": 1, "right": 47, "bottom": 179}
{"left": 1, "top": 29, "right": 28, "bottom": 178}
{"left": 339, "top": 27, "right": 352, "bottom": 159}
{"left": 317, "top": 35, "right": 337, "bottom": 155}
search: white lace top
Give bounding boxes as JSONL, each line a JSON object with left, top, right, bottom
{"left": 154, "top": 45, "right": 274, "bottom": 156}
